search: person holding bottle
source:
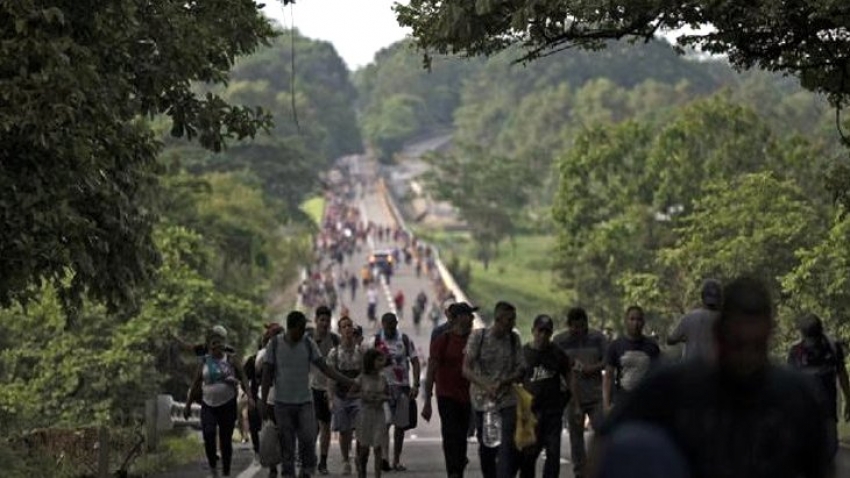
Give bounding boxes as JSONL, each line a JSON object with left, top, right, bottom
{"left": 463, "top": 301, "right": 525, "bottom": 478}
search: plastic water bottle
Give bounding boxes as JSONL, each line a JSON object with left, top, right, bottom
{"left": 482, "top": 399, "right": 502, "bottom": 448}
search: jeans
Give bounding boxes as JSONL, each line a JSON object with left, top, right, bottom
{"left": 201, "top": 398, "right": 238, "bottom": 475}
{"left": 519, "top": 409, "right": 563, "bottom": 478}
{"left": 275, "top": 402, "right": 318, "bottom": 476}
{"left": 595, "top": 422, "right": 688, "bottom": 478}
{"left": 475, "top": 405, "right": 519, "bottom": 478}
{"left": 437, "top": 396, "right": 472, "bottom": 476}
{"left": 566, "top": 401, "right": 604, "bottom": 477}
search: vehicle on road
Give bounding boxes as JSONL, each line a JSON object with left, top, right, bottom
{"left": 369, "top": 250, "right": 394, "bottom": 276}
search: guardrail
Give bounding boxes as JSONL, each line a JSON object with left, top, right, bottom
{"left": 144, "top": 394, "right": 201, "bottom": 451}
{"left": 377, "top": 176, "right": 484, "bottom": 329}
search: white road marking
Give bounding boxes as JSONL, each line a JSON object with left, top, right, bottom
{"left": 237, "top": 462, "right": 261, "bottom": 478}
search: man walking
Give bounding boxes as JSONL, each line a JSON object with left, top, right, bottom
{"left": 464, "top": 301, "right": 525, "bottom": 478}
{"left": 519, "top": 315, "right": 576, "bottom": 478}
{"left": 603, "top": 306, "right": 660, "bottom": 413}
{"left": 788, "top": 313, "right": 850, "bottom": 459}
{"left": 590, "top": 277, "right": 832, "bottom": 478}
{"left": 553, "top": 307, "right": 607, "bottom": 478}
{"left": 368, "top": 312, "right": 421, "bottom": 471}
{"left": 667, "top": 279, "right": 721, "bottom": 362}
{"left": 309, "top": 306, "right": 340, "bottom": 475}
{"left": 261, "top": 311, "right": 356, "bottom": 478}
{"left": 422, "top": 302, "right": 477, "bottom": 478}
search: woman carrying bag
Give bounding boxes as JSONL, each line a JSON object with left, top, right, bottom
{"left": 185, "top": 327, "right": 253, "bottom": 478}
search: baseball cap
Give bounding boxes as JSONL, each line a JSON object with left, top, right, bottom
{"left": 447, "top": 302, "right": 478, "bottom": 318}
{"left": 532, "top": 315, "right": 554, "bottom": 332}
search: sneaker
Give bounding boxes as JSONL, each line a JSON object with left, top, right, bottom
{"left": 342, "top": 462, "right": 352, "bottom": 475}
{"left": 318, "top": 464, "right": 329, "bottom": 475}
{"left": 381, "top": 459, "right": 392, "bottom": 472}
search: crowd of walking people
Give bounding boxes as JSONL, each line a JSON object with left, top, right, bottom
{"left": 181, "top": 166, "right": 850, "bottom": 478}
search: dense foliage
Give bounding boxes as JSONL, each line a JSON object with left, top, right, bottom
{"left": 0, "top": 1, "right": 277, "bottom": 314}
{"left": 396, "top": 1, "right": 850, "bottom": 109}
{"left": 174, "top": 31, "right": 362, "bottom": 210}
{"left": 355, "top": 40, "right": 482, "bottom": 162}
{"left": 0, "top": 9, "right": 356, "bottom": 439}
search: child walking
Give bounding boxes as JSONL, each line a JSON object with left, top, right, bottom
{"left": 357, "top": 349, "right": 390, "bottom": 478}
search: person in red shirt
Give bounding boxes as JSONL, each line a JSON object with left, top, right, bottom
{"left": 422, "top": 302, "right": 477, "bottom": 478}
{"left": 394, "top": 290, "right": 406, "bottom": 320}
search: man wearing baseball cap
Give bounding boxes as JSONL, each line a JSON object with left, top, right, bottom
{"left": 520, "top": 315, "right": 576, "bottom": 478}
{"left": 430, "top": 297, "right": 459, "bottom": 340}
{"left": 422, "top": 301, "right": 478, "bottom": 478}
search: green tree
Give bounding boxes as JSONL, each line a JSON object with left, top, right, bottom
{"left": 423, "top": 143, "right": 534, "bottom": 268}
{"left": 355, "top": 40, "right": 482, "bottom": 158}
{"left": 0, "top": 225, "right": 263, "bottom": 431}
{"left": 655, "top": 172, "right": 823, "bottom": 342}
{"left": 395, "top": 1, "right": 850, "bottom": 107}
{"left": 782, "top": 214, "right": 850, "bottom": 344}
{"left": 0, "top": 1, "right": 277, "bottom": 313}
{"left": 552, "top": 121, "right": 657, "bottom": 325}
{"left": 362, "top": 94, "right": 424, "bottom": 163}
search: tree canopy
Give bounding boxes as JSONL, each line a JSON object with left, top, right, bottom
{"left": 395, "top": 1, "right": 850, "bottom": 109}
{"left": 0, "top": 1, "right": 277, "bottom": 314}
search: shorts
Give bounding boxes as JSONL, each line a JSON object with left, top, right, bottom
{"left": 332, "top": 397, "right": 361, "bottom": 432}
{"left": 312, "top": 389, "right": 332, "bottom": 423}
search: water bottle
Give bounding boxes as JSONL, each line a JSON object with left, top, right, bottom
{"left": 482, "top": 399, "right": 502, "bottom": 448}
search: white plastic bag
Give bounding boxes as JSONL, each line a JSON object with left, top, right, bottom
{"left": 259, "top": 420, "right": 281, "bottom": 467}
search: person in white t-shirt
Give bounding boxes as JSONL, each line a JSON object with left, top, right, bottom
{"left": 366, "top": 312, "right": 421, "bottom": 472}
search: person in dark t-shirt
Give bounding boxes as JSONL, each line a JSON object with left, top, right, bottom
{"left": 590, "top": 276, "right": 832, "bottom": 478}
{"left": 603, "top": 306, "right": 660, "bottom": 412}
{"left": 520, "top": 315, "right": 576, "bottom": 478}
{"left": 787, "top": 312, "right": 850, "bottom": 459}
{"left": 553, "top": 307, "right": 607, "bottom": 478}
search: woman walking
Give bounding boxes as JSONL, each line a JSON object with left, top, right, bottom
{"left": 185, "top": 327, "right": 253, "bottom": 478}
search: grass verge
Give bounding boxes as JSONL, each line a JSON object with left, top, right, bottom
{"left": 300, "top": 196, "right": 326, "bottom": 228}
{"left": 420, "top": 229, "right": 570, "bottom": 338}
{"left": 129, "top": 430, "right": 204, "bottom": 476}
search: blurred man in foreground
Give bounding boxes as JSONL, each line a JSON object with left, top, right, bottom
{"left": 590, "top": 276, "right": 832, "bottom": 478}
